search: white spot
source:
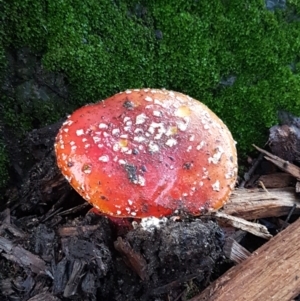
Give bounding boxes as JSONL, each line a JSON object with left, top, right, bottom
{"left": 166, "top": 138, "right": 177, "bottom": 147}
{"left": 196, "top": 141, "right": 206, "bottom": 150}
{"left": 202, "top": 168, "right": 209, "bottom": 179}
{"left": 120, "top": 134, "right": 128, "bottom": 139}
{"left": 63, "top": 120, "right": 73, "bottom": 126}
{"left": 60, "top": 144, "right": 65, "bottom": 149}
{"left": 147, "top": 125, "right": 155, "bottom": 134}
{"left": 148, "top": 122, "right": 165, "bottom": 136}
{"left": 148, "top": 141, "right": 160, "bottom": 153}
{"left": 76, "top": 129, "right": 84, "bottom": 136}
{"left": 136, "top": 113, "right": 147, "bottom": 125}
{"left": 113, "top": 156, "right": 118, "bottom": 162}
{"left": 99, "top": 123, "right": 108, "bottom": 129}
{"left": 82, "top": 138, "right": 88, "bottom": 142}
{"left": 134, "top": 128, "right": 144, "bottom": 134}
{"left": 65, "top": 175, "right": 72, "bottom": 182}
{"left": 98, "top": 144, "right": 104, "bottom": 148}
{"left": 62, "top": 154, "right": 67, "bottom": 161}
{"left": 212, "top": 180, "right": 220, "bottom": 191}
{"left": 154, "top": 124, "right": 166, "bottom": 140}
{"left": 189, "top": 134, "right": 195, "bottom": 141}
{"left": 204, "top": 124, "right": 210, "bottom": 130}
{"left": 208, "top": 147, "right": 224, "bottom": 164}
{"left": 136, "top": 175, "right": 145, "bottom": 186}
{"left": 123, "top": 117, "right": 131, "bottom": 123}
{"left": 103, "top": 132, "right": 109, "bottom": 137}
{"left": 225, "top": 168, "right": 236, "bottom": 179}
{"left": 124, "top": 126, "right": 131, "bottom": 131}
{"left": 128, "top": 199, "right": 133, "bottom": 205}
{"left": 125, "top": 90, "right": 132, "bottom": 94}
{"left": 145, "top": 96, "right": 153, "bottom": 102}
{"left": 120, "top": 147, "right": 129, "bottom": 153}
{"left": 125, "top": 149, "right": 132, "bottom": 154}
{"left": 182, "top": 193, "right": 188, "bottom": 197}
{"left": 70, "top": 141, "right": 75, "bottom": 146}
{"left": 176, "top": 117, "right": 190, "bottom": 131}
{"left": 187, "top": 145, "right": 192, "bottom": 152}
{"left": 117, "top": 210, "right": 121, "bottom": 215}
{"left": 154, "top": 99, "right": 167, "bottom": 108}
{"left": 118, "top": 159, "right": 126, "bottom": 165}
{"left": 71, "top": 145, "right": 77, "bottom": 150}
{"left": 140, "top": 217, "right": 168, "bottom": 232}
{"left": 63, "top": 128, "right": 69, "bottom": 133}
{"left": 84, "top": 144, "right": 90, "bottom": 149}
{"left": 113, "top": 143, "right": 120, "bottom": 152}
{"left": 199, "top": 181, "right": 204, "bottom": 187}
{"left": 93, "top": 136, "right": 101, "bottom": 143}
{"left": 125, "top": 207, "right": 131, "bottom": 213}
{"left": 153, "top": 110, "right": 162, "bottom": 117}
{"left": 99, "top": 155, "right": 109, "bottom": 162}
{"left": 112, "top": 128, "right": 120, "bottom": 136}
{"left": 131, "top": 212, "right": 137, "bottom": 216}
{"left": 83, "top": 169, "right": 91, "bottom": 174}
{"left": 134, "top": 136, "right": 146, "bottom": 143}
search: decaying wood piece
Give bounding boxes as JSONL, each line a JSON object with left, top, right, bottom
{"left": 258, "top": 172, "right": 294, "bottom": 188}
{"left": 114, "top": 237, "right": 148, "bottom": 281}
{"left": 253, "top": 144, "right": 300, "bottom": 179}
{"left": 223, "top": 187, "right": 300, "bottom": 220}
{"left": 190, "top": 217, "right": 300, "bottom": 301}
{"left": 58, "top": 225, "right": 101, "bottom": 237}
{"left": 0, "top": 236, "right": 51, "bottom": 277}
{"left": 223, "top": 237, "right": 251, "bottom": 264}
{"left": 214, "top": 212, "right": 272, "bottom": 240}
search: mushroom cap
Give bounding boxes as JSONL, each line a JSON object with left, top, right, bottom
{"left": 55, "top": 89, "right": 237, "bottom": 218}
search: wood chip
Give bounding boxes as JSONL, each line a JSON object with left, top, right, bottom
{"left": 253, "top": 144, "right": 300, "bottom": 179}
{"left": 114, "top": 237, "right": 148, "bottom": 280}
{"left": 224, "top": 187, "right": 300, "bottom": 220}
{"left": 214, "top": 212, "right": 272, "bottom": 240}
{"left": 223, "top": 237, "right": 251, "bottom": 264}
{"left": 258, "top": 172, "right": 294, "bottom": 188}
{"left": 0, "top": 237, "right": 51, "bottom": 277}
{"left": 189, "top": 217, "right": 300, "bottom": 301}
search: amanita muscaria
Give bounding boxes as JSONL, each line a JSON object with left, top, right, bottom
{"left": 55, "top": 89, "right": 237, "bottom": 218}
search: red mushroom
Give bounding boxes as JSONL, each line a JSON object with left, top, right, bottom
{"left": 54, "top": 89, "right": 237, "bottom": 218}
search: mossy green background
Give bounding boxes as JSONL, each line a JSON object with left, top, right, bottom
{"left": 1, "top": 0, "right": 300, "bottom": 190}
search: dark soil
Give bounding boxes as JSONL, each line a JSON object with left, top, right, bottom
{"left": 0, "top": 124, "right": 228, "bottom": 301}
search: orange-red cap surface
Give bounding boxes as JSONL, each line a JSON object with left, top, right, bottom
{"left": 55, "top": 89, "right": 237, "bottom": 218}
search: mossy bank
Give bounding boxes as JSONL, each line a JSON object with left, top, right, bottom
{"left": 1, "top": 0, "right": 300, "bottom": 192}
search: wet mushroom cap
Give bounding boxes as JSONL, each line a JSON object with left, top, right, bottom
{"left": 54, "top": 89, "right": 238, "bottom": 218}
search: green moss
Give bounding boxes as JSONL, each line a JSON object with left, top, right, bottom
{"left": 1, "top": 0, "right": 300, "bottom": 183}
